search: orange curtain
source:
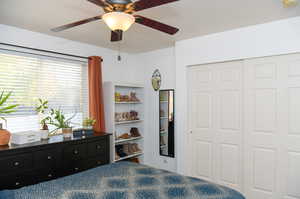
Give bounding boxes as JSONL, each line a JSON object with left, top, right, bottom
{"left": 88, "top": 56, "right": 106, "bottom": 133}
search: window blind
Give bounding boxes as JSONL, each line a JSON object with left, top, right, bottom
{"left": 0, "top": 51, "right": 88, "bottom": 133}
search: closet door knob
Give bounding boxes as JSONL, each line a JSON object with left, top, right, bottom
{"left": 14, "top": 161, "right": 20, "bottom": 166}
{"left": 73, "top": 150, "right": 79, "bottom": 154}
{"left": 74, "top": 167, "right": 79, "bottom": 171}
{"left": 15, "top": 182, "right": 20, "bottom": 186}
{"left": 48, "top": 174, "right": 52, "bottom": 178}
{"left": 47, "top": 156, "right": 52, "bottom": 160}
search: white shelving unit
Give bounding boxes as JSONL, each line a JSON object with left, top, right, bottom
{"left": 115, "top": 152, "right": 144, "bottom": 162}
{"left": 115, "top": 120, "right": 143, "bottom": 125}
{"left": 103, "top": 82, "right": 144, "bottom": 163}
{"left": 115, "top": 102, "right": 142, "bottom": 104}
{"left": 115, "top": 136, "right": 143, "bottom": 145}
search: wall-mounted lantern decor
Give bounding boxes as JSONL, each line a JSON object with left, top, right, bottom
{"left": 151, "top": 69, "right": 161, "bottom": 91}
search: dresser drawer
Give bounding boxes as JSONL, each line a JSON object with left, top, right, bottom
{"left": 0, "top": 153, "right": 33, "bottom": 173}
{"left": 63, "top": 143, "right": 87, "bottom": 160}
{"left": 87, "top": 139, "right": 107, "bottom": 157}
{"left": 85, "top": 156, "right": 109, "bottom": 169}
{"left": 0, "top": 173, "right": 36, "bottom": 189}
{"left": 34, "top": 149, "right": 61, "bottom": 169}
{"left": 36, "top": 169, "right": 60, "bottom": 182}
{"left": 64, "top": 160, "right": 87, "bottom": 174}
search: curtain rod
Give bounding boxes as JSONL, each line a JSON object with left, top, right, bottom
{"left": 0, "top": 42, "right": 89, "bottom": 60}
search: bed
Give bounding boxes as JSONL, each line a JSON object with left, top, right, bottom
{"left": 0, "top": 162, "right": 245, "bottom": 199}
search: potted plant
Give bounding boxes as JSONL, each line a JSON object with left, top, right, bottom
{"left": 82, "top": 117, "right": 96, "bottom": 136}
{"left": 82, "top": 117, "right": 96, "bottom": 130}
{"left": 49, "top": 109, "right": 75, "bottom": 138}
{"left": 0, "top": 91, "right": 18, "bottom": 146}
{"left": 35, "top": 99, "right": 51, "bottom": 139}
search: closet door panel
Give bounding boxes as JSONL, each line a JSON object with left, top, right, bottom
{"left": 278, "top": 54, "right": 300, "bottom": 199}
{"left": 214, "top": 62, "right": 243, "bottom": 192}
{"left": 188, "top": 61, "right": 243, "bottom": 192}
{"left": 189, "top": 66, "right": 215, "bottom": 181}
{"left": 244, "top": 57, "right": 280, "bottom": 199}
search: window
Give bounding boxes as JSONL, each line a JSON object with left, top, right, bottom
{"left": 0, "top": 51, "right": 88, "bottom": 133}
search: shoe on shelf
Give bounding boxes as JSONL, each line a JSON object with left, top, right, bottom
{"left": 118, "top": 133, "right": 131, "bottom": 140}
{"left": 132, "top": 143, "right": 142, "bottom": 153}
{"left": 115, "top": 152, "right": 120, "bottom": 160}
{"left": 123, "top": 144, "right": 130, "bottom": 155}
{"left": 128, "top": 143, "right": 135, "bottom": 154}
{"left": 129, "top": 92, "right": 140, "bottom": 102}
{"left": 130, "top": 157, "right": 140, "bottom": 163}
{"left": 129, "top": 111, "right": 139, "bottom": 120}
{"left": 130, "top": 128, "right": 141, "bottom": 137}
{"left": 116, "top": 145, "right": 127, "bottom": 157}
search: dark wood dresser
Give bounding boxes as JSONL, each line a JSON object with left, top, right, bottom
{"left": 0, "top": 133, "right": 111, "bottom": 190}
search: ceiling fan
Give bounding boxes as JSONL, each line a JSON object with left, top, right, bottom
{"left": 51, "top": 0, "right": 180, "bottom": 42}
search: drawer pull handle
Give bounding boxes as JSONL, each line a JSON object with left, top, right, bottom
{"left": 15, "top": 182, "right": 20, "bottom": 186}
{"left": 14, "top": 162, "right": 20, "bottom": 166}
{"left": 48, "top": 174, "right": 52, "bottom": 178}
{"left": 47, "top": 156, "right": 52, "bottom": 160}
{"left": 73, "top": 150, "right": 79, "bottom": 155}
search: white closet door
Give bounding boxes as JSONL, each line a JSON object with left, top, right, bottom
{"left": 244, "top": 56, "right": 281, "bottom": 199}
{"left": 188, "top": 64, "right": 215, "bottom": 181}
{"left": 244, "top": 54, "right": 300, "bottom": 199}
{"left": 188, "top": 61, "right": 243, "bottom": 192}
{"left": 279, "top": 54, "right": 300, "bottom": 199}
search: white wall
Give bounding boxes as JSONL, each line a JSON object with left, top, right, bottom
{"left": 4, "top": 15, "right": 300, "bottom": 174}
{"left": 0, "top": 24, "right": 144, "bottom": 84}
{"left": 137, "top": 47, "right": 177, "bottom": 172}
{"left": 175, "top": 16, "right": 300, "bottom": 174}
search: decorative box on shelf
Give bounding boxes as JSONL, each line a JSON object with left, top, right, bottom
{"left": 10, "top": 131, "right": 41, "bottom": 145}
{"left": 73, "top": 128, "right": 94, "bottom": 137}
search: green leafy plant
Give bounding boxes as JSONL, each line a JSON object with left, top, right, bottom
{"left": 82, "top": 117, "right": 96, "bottom": 128}
{"left": 0, "top": 91, "right": 19, "bottom": 125}
{"left": 35, "top": 99, "right": 51, "bottom": 130}
{"left": 49, "top": 109, "right": 76, "bottom": 133}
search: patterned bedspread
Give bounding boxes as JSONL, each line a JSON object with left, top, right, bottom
{"left": 0, "top": 162, "right": 245, "bottom": 199}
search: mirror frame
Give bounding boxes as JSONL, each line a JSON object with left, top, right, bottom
{"left": 159, "top": 89, "right": 175, "bottom": 158}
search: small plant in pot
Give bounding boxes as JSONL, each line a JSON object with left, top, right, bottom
{"left": 36, "top": 99, "right": 51, "bottom": 140}
{"left": 49, "top": 109, "right": 75, "bottom": 138}
{"left": 81, "top": 117, "right": 96, "bottom": 136}
{"left": 0, "top": 91, "right": 18, "bottom": 146}
{"left": 82, "top": 117, "right": 96, "bottom": 130}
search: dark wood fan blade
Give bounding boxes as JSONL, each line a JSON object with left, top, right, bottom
{"left": 133, "top": 0, "right": 179, "bottom": 12}
{"left": 51, "top": 15, "right": 102, "bottom": 32}
{"left": 134, "top": 15, "right": 179, "bottom": 35}
{"left": 87, "top": 0, "right": 108, "bottom": 7}
{"left": 111, "top": 30, "right": 123, "bottom": 42}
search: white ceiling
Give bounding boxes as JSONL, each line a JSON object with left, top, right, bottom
{"left": 1, "top": 0, "right": 300, "bottom": 53}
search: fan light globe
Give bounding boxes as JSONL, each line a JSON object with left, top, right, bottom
{"left": 102, "top": 12, "right": 135, "bottom": 31}
{"left": 283, "top": 0, "right": 298, "bottom": 7}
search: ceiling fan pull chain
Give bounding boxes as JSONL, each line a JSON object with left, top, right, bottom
{"left": 118, "top": 41, "right": 122, "bottom": 61}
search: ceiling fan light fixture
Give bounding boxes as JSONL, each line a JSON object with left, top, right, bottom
{"left": 102, "top": 12, "right": 135, "bottom": 31}
{"left": 282, "top": 0, "right": 298, "bottom": 7}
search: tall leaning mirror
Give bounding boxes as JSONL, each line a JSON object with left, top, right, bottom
{"left": 159, "top": 89, "right": 175, "bottom": 157}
